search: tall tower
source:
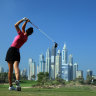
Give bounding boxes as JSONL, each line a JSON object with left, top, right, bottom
{"left": 39, "top": 54, "right": 45, "bottom": 72}
{"left": 69, "top": 54, "right": 73, "bottom": 80}
{"left": 28, "top": 58, "right": 32, "bottom": 80}
{"left": 73, "top": 63, "right": 78, "bottom": 80}
{"left": 45, "top": 48, "right": 51, "bottom": 73}
{"left": 68, "top": 54, "right": 73, "bottom": 64}
{"left": 50, "top": 45, "right": 56, "bottom": 80}
{"left": 61, "top": 44, "right": 69, "bottom": 81}
{"left": 62, "top": 44, "right": 67, "bottom": 64}
{"left": 28, "top": 58, "right": 36, "bottom": 80}
{"left": 21, "top": 68, "right": 27, "bottom": 78}
{"left": 36, "top": 64, "right": 39, "bottom": 80}
{"left": 76, "top": 70, "right": 83, "bottom": 78}
{"left": 37, "top": 64, "right": 39, "bottom": 75}
{"left": 0, "top": 67, "right": 4, "bottom": 73}
{"left": 55, "top": 50, "right": 61, "bottom": 78}
{"left": 87, "top": 69, "right": 93, "bottom": 77}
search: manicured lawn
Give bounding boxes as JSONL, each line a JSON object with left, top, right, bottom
{"left": 0, "top": 81, "right": 96, "bottom": 96}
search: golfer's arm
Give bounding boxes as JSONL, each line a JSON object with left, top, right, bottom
{"left": 15, "top": 19, "right": 24, "bottom": 32}
{"left": 22, "top": 21, "right": 28, "bottom": 33}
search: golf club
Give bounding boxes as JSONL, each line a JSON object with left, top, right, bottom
{"left": 29, "top": 21, "right": 58, "bottom": 48}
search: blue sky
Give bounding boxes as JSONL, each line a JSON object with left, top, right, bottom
{"left": 0, "top": 0, "right": 96, "bottom": 77}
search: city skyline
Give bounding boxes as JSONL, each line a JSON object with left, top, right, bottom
{"left": 0, "top": 0, "right": 96, "bottom": 79}
{"left": 0, "top": 42, "right": 96, "bottom": 79}
{"left": 21, "top": 43, "right": 96, "bottom": 80}
{"left": 1, "top": 43, "right": 95, "bottom": 81}
{"left": 29, "top": 43, "right": 78, "bottom": 81}
{"left": 0, "top": 43, "right": 95, "bottom": 81}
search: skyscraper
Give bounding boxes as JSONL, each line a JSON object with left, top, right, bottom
{"left": 61, "top": 64, "right": 70, "bottom": 81}
{"left": 28, "top": 58, "right": 36, "bottom": 80}
{"left": 76, "top": 70, "right": 83, "bottom": 78}
{"left": 61, "top": 44, "right": 70, "bottom": 81}
{"left": 55, "top": 50, "right": 61, "bottom": 78}
{"left": 68, "top": 54, "right": 73, "bottom": 80}
{"left": 37, "top": 64, "right": 39, "bottom": 75}
{"left": 21, "top": 68, "right": 27, "bottom": 78}
{"left": 45, "top": 48, "right": 51, "bottom": 73}
{"left": 39, "top": 54, "right": 45, "bottom": 72}
{"left": 36, "top": 64, "right": 39, "bottom": 80}
{"left": 87, "top": 69, "right": 93, "bottom": 77}
{"left": 50, "top": 45, "right": 56, "bottom": 79}
{"left": 0, "top": 67, "right": 4, "bottom": 73}
{"left": 62, "top": 44, "right": 67, "bottom": 64}
{"left": 68, "top": 54, "right": 73, "bottom": 64}
{"left": 73, "top": 63, "right": 78, "bottom": 80}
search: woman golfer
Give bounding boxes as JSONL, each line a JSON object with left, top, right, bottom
{"left": 5, "top": 18, "right": 33, "bottom": 91}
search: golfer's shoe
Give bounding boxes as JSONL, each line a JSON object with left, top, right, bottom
{"left": 16, "top": 85, "right": 21, "bottom": 91}
{"left": 15, "top": 80, "right": 21, "bottom": 91}
{"left": 8, "top": 86, "right": 16, "bottom": 91}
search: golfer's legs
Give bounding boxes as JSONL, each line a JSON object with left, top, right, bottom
{"left": 14, "top": 61, "right": 20, "bottom": 80}
{"left": 8, "top": 61, "right": 13, "bottom": 87}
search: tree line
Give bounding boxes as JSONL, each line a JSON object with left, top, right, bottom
{"left": 0, "top": 72, "right": 96, "bottom": 85}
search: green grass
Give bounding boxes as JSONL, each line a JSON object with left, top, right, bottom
{"left": 20, "top": 80, "right": 37, "bottom": 87}
{"left": 0, "top": 81, "right": 96, "bottom": 96}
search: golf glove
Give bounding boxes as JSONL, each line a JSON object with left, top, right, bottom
{"left": 22, "top": 17, "right": 29, "bottom": 21}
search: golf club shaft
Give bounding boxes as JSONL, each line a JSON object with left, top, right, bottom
{"left": 30, "top": 21, "right": 39, "bottom": 29}
{"left": 30, "top": 21, "right": 55, "bottom": 43}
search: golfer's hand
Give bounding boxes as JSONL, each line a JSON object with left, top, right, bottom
{"left": 26, "top": 19, "right": 30, "bottom": 22}
{"left": 22, "top": 17, "right": 29, "bottom": 21}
